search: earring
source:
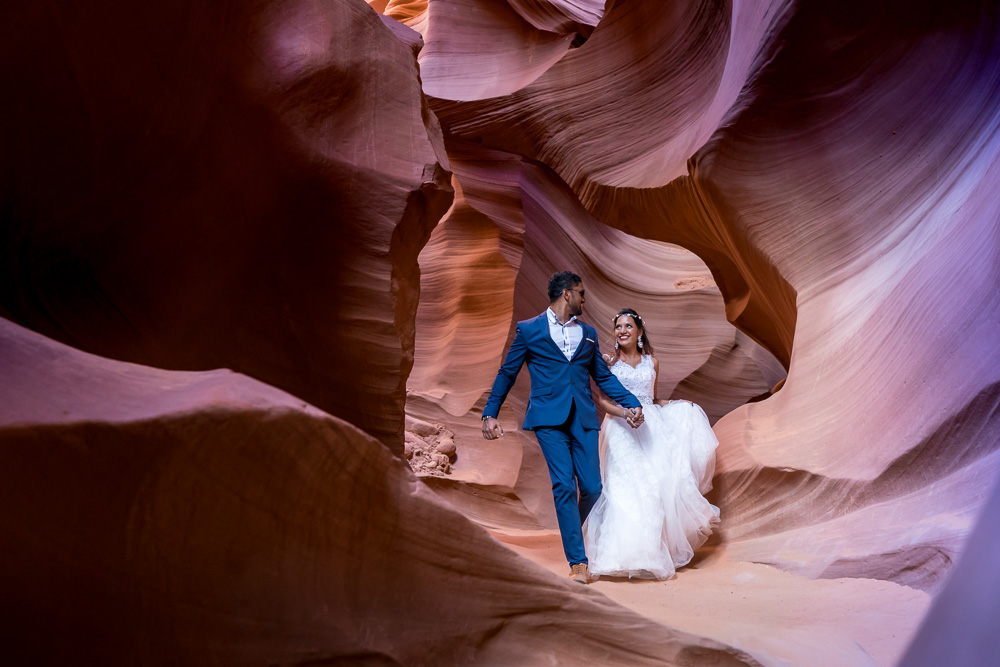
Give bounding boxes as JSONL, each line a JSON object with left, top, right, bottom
{"left": 615, "top": 341, "right": 620, "bottom": 350}
{"left": 637, "top": 337, "right": 643, "bottom": 350}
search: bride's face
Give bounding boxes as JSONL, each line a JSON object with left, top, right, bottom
{"left": 614, "top": 315, "right": 640, "bottom": 350}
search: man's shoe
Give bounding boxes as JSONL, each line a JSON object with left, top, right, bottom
{"left": 569, "top": 562, "right": 590, "bottom": 584}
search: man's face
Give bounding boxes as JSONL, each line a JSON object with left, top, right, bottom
{"left": 565, "top": 282, "right": 586, "bottom": 317}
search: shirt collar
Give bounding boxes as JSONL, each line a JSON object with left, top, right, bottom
{"left": 547, "top": 307, "right": 577, "bottom": 327}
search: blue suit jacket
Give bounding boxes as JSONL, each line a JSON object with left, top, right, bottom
{"left": 483, "top": 312, "right": 640, "bottom": 430}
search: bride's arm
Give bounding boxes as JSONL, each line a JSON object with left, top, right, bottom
{"left": 593, "top": 384, "right": 632, "bottom": 419}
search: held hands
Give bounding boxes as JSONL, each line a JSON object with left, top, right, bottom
{"left": 482, "top": 416, "right": 504, "bottom": 440}
{"left": 623, "top": 406, "right": 644, "bottom": 429}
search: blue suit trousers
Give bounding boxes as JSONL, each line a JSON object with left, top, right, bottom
{"left": 534, "top": 401, "right": 601, "bottom": 565}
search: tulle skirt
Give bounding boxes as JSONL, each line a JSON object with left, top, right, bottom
{"left": 583, "top": 401, "right": 720, "bottom": 580}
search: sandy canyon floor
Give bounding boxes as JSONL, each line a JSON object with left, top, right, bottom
{"left": 492, "top": 528, "right": 929, "bottom": 667}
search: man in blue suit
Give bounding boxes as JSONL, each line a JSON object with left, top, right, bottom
{"left": 482, "top": 271, "right": 643, "bottom": 584}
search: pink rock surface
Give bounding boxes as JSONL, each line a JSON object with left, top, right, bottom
{"left": 408, "top": 140, "right": 783, "bottom": 532}
{"left": 680, "top": 0, "right": 1000, "bottom": 593}
{"left": 0, "top": 317, "right": 763, "bottom": 665}
{"left": 496, "top": 528, "right": 930, "bottom": 665}
{"left": 428, "top": 0, "right": 800, "bottom": 365}
{"left": 386, "top": 0, "right": 1000, "bottom": 660}
{"left": 507, "top": 0, "right": 606, "bottom": 35}
{"left": 5, "top": 0, "right": 1000, "bottom": 663}
{"left": 900, "top": 475, "right": 1000, "bottom": 666}
{"left": 430, "top": 0, "right": 788, "bottom": 188}
{"left": 391, "top": 0, "right": 1000, "bottom": 590}
{"left": 403, "top": 0, "right": 580, "bottom": 101}
{"left": 1, "top": 0, "right": 452, "bottom": 450}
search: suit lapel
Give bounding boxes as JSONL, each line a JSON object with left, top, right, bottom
{"left": 536, "top": 312, "right": 592, "bottom": 362}
{"left": 536, "top": 313, "right": 567, "bottom": 358}
{"left": 570, "top": 322, "right": 593, "bottom": 362}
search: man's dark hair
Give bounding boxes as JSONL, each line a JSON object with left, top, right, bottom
{"left": 548, "top": 271, "right": 582, "bottom": 302}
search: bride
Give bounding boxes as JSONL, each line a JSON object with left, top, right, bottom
{"left": 583, "top": 308, "right": 720, "bottom": 580}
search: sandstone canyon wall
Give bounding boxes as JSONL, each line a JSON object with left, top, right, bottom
{"left": 397, "top": 0, "right": 1000, "bottom": 658}
{"left": 401, "top": 0, "right": 1000, "bottom": 588}
{"left": 1, "top": 317, "right": 760, "bottom": 665}
{"left": 3, "top": 0, "right": 1000, "bottom": 664}
{"left": 408, "top": 143, "right": 784, "bottom": 531}
{"left": 1, "top": 0, "right": 452, "bottom": 449}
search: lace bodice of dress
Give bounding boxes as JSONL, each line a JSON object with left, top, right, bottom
{"left": 610, "top": 355, "right": 656, "bottom": 405}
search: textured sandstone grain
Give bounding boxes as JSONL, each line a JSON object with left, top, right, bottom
{"left": 393, "top": 0, "right": 1000, "bottom": 599}
{"left": 5, "top": 0, "right": 1000, "bottom": 663}
{"left": 1, "top": 0, "right": 452, "bottom": 451}
{"left": 0, "top": 318, "right": 762, "bottom": 666}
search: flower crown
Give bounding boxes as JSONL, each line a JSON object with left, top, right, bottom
{"left": 613, "top": 310, "right": 643, "bottom": 327}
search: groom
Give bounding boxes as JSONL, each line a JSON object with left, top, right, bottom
{"left": 481, "top": 271, "right": 643, "bottom": 584}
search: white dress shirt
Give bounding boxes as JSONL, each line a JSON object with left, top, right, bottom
{"left": 546, "top": 307, "right": 583, "bottom": 361}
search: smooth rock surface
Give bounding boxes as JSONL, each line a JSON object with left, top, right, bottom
{"left": 0, "top": 317, "right": 762, "bottom": 666}
{"left": 408, "top": 141, "right": 783, "bottom": 532}
{"left": 1, "top": 0, "right": 452, "bottom": 450}
{"left": 495, "top": 527, "right": 930, "bottom": 666}
{"left": 5, "top": 0, "right": 1000, "bottom": 663}
{"left": 379, "top": 0, "right": 1000, "bottom": 661}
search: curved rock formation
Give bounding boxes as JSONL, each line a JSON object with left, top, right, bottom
{"left": 684, "top": 0, "right": 1000, "bottom": 591}
{"left": 1, "top": 0, "right": 452, "bottom": 449}
{"left": 402, "top": 0, "right": 581, "bottom": 101}
{"left": 388, "top": 0, "right": 1000, "bottom": 659}
{"left": 507, "top": 0, "right": 606, "bottom": 36}
{"left": 409, "top": 141, "right": 783, "bottom": 531}
{"left": 426, "top": 0, "right": 799, "bottom": 366}
{"left": 0, "top": 317, "right": 763, "bottom": 666}
{"left": 391, "top": 0, "right": 1000, "bottom": 595}
{"left": 5, "top": 0, "right": 1000, "bottom": 663}
{"left": 900, "top": 474, "right": 1000, "bottom": 666}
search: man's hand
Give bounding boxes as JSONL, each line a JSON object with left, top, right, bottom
{"left": 626, "top": 406, "right": 644, "bottom": 428}
{"left": 482, "top": 416, "right": 504, "bottom": 440}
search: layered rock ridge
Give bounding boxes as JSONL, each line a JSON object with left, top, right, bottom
{"left": 0, "top": 317, "right": 764, "bottom": 666}
{"left": 384, "top": 0, "right": 1000, "bottom": 657}
{"left": 1, "top": 0, "right": 452, "bottom": 450}
{"left": 387, "top": 0, "right": 1000, "bottom": 598}
{"left": 408, "top": 138, "right": 785, "bottom": 532}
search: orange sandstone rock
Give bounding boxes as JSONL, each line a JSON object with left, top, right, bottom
{"left": 0, "top": 317, "right": 763, "bottom": 666}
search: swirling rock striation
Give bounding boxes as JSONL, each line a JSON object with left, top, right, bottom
{"left": 0, "top": 317, "right": 764, "bottom": 666}
{"left": 4, "top": 0, "right": 1000, "bottom": 662}
{"left": 409, "top": 140, "right": 783, "bottom": 532}
{"left": 424, "top": 0, "right": 799, "bottom": 365}
{"left": 1, "top": 0, "right": 452, "bottom": 450}
{"left": 687, "top": 0, "right": 1000, "bottom": 591}
{"left": 390, "top": 0, "right": 1000, "bottom": 656}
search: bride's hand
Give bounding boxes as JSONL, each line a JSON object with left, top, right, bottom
{"left": 625, "top": 407, "right": 644, "bottom": 428}
{"left": 660, "top": 399, "right": 694, "bottom": 406}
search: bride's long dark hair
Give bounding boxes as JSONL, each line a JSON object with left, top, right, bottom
{"left": 610, "top": 308, "right": 654, "bottom": 357}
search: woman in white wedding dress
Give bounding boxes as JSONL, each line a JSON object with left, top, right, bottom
{"left": 583, "top": 308, "right": 720, "bottom": 580}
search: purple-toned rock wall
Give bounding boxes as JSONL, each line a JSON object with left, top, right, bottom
{"left": 3, "top": 0, "right": 999, "bottom": 663}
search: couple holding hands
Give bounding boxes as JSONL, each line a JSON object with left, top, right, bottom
{"left": 482, "top": 271, "right": 720, "bottom": 584}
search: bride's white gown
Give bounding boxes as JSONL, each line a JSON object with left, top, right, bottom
{"left": 584, "top": 355, "right": 720, "bottom": 580}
